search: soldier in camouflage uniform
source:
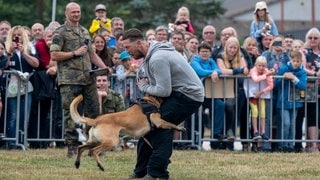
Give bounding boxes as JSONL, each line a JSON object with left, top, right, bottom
{"left": 50, "top": 2, "right": 107, "bottom": 158}
{"left": 96, "top": 73, "right": 125, "bottom": 114}
{"left": 96, "top": 73, "right": 127, "bottom": 152}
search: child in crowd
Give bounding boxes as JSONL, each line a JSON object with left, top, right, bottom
{"left": 250, "top": 1, "right": 278, "bottom": 44}
{"left": 115, "top": 51, "right": 138, "bottom": 108}
{"left": 244, "top": 56, "right": 275, "bottom": 140}
{"left": 172, "top": 6, "right": 194, "bottom": 34}
{"left": 89, "top": 4, "right": 111, "bottom": 37}
{"left": 275, "top": 50, "right": 307, "bottom": 152}
{"left": 190, "top": 42, "right": 227, "bottom": 148}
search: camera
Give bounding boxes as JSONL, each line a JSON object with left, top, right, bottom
{"left": 13, "top": 36, "right": 19, "bottom": 43}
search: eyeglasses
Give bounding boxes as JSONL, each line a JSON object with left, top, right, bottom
{"left": 204, "top": 32, "right": 215, "bottom": 35}
{"left": 308, "top": 37, "right": 318, "bottom": 40}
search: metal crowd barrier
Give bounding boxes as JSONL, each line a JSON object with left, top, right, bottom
{"left": 197, "top": 75, "right": 320, "bottom": 150}
{"left": 0, "top": 71, "right": 319, "bottom": 151}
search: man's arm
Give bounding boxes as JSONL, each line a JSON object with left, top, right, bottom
{"left": 51, "top": 45, "right": 88, "bottom": 62}
{"left": 137, "top": 57, "right": 172, "bottom": 97}
{"left": 51, "top": 51, "right": 74, "bottom": 61}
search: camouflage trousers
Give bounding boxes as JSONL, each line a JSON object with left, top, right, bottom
{"left": 59, "top": 83, "right": 99, "bottom": 146}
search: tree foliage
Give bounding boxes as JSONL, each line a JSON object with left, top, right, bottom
{"left": 0, "top": 0, "right": 225, "bottom": 36}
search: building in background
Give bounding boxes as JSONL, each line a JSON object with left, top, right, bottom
{"left": 210, "top": 0, "right": 319, "bottom": 40}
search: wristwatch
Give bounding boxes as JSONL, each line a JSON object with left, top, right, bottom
{"left": 72, "top": 51, "right": 76, "bottom": 58}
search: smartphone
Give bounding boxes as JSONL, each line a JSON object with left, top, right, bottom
{"left": 13, "top": 36, "right": 19, "bottom": 44}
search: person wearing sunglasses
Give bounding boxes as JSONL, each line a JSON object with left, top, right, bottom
{"left": 299, "top": 27, "right": 320, "bottom": 153}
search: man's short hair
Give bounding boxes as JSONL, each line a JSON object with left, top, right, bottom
{"left": 155, "top": 25, "right": 168, "bottom": 34}
{"left": 285, "top": 34, "right": 294, "bottom": 39}
{"left": 198, "top": 42, "right": 212, "bottom": 52}
{"left": 111, "top": 17, "right": 123, "bottom": 27}
{"left": 122, "top": 28, "right": 144, "bottom": 42}
{"left": 170, "top": 30, "right": 185, "bottom": 40}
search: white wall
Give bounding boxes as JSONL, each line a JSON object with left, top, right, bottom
{"left": 233, "top": 0, "right": 320, "bottom": 22}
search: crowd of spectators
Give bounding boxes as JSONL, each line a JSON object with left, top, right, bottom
{"left": 0, "top": 1, "right": 319, "bottom": 154}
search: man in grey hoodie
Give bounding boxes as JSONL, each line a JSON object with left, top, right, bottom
{"left": 123, "top": 28, "right": 204, "bottom": 179}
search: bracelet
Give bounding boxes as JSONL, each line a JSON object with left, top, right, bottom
{"left": 72, "top": 51, "right": 76, "bottom": 57}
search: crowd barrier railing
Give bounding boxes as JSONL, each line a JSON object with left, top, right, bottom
{"left": 1, "top": 72, "right": 319, "bottom": 151}
{"left": 198, "top": 74, "right": 320, "bottom": 150}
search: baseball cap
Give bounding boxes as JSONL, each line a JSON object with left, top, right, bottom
{"left": 120, "top": 51, "right": 131, "bottom": 61}
{"left": 95, "top": 4, "right": 106, "bottom": 11}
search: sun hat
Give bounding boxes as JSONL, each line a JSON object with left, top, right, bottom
{"left": 119, "top": 51, "right": 131, "bottom": 61}
{"left": 95, "top": 4, "right": 106, "bottom": 11}
{"left": 254, "top": 1, "right": 269, "bottom": 14}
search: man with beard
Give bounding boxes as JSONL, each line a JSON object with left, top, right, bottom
{"left": 123, "top": 28, "right": 204, "bottom": 180}
{"left": 107, "top": 17, "right": 124, "bottom": 47}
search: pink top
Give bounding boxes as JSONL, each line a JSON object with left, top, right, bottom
{"left": 250, "top": 66, "right": 274, "bottom": 94}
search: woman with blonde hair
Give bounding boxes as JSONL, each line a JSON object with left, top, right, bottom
{"left": 242, "top": 36, "right": 260, "bottom": 64}
{"left": 217, "top": 37, "right": 248, "bottom": 75}
{"left": 300, "top": 27, "right": 320, "bottom": 153}
{"left": 5, "top": 25, "right": 39, "bottom": 149}
{"left": 216, "top": 37, "right": 249, "bottom": 146}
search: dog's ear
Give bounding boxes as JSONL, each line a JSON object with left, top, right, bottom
{"left": 143, "top": 95, "right": 161, "bottom": 108}
{"left": 156, "top": 97, "right": 163, "bottom": 104}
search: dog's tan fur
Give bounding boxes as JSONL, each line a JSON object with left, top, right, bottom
{"left": 70, "top": 95, "right": 185, "bottom": 171}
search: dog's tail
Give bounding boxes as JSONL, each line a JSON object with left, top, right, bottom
{"left": 70, "top": 95, "right": 96, "bottom": 127}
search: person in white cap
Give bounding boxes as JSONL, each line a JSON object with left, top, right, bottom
{"left": 89, "top": 4, "right": 111, "bottom": 37}
{"left": 250, "top": 1, "right": 278, "bottom": 42}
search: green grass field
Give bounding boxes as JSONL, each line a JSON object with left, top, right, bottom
{"left": 0, "top": 148, "right": 319, "bottom": 180}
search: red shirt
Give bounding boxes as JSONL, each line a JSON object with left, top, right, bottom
{"left": 35, "top": 39, "right": 50, "bottom": 69}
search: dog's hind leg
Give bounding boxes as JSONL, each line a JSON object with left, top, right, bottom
{"left": 91, "top": 141, "right": 117, "bottom": 171}
{"left": 75, "top": 143, "right": 97, "bottom": 169}
{"left": 150, "top": 113, "right": 186, "bottom": 131}
{"left": 91, "top": 144, "right": 107, "bottom": 171}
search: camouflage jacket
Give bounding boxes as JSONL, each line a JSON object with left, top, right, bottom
{"left": 101, "top": 88, "right": 125, "bottom": 114}
{"left": 50, "top": 22, "right": 93, "bottom": 86}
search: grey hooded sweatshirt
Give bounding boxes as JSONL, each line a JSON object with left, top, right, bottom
{"left": 137, "top": 41, "right": 204, "bottom": 102}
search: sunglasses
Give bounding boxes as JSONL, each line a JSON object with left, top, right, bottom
{"left": 308, "top": 37, "right": 318, "bottom": 40}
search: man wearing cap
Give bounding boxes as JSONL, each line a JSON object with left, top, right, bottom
{"left": 89, "top": 4, "right": 111, "bottom": 37}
